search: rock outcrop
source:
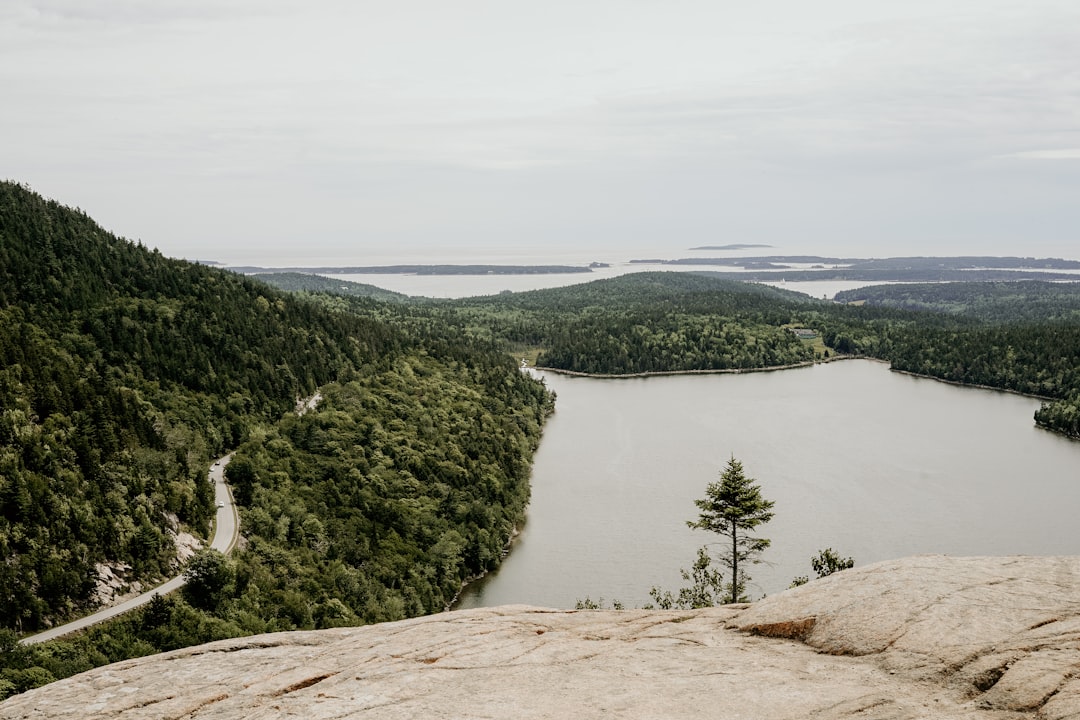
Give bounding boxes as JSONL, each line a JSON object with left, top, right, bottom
{"left": 3, "top": 555, "right": 1079, "bottom": 719}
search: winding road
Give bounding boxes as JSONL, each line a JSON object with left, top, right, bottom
{"left": 19, "top": 453, "right": 238, "bottom": 646}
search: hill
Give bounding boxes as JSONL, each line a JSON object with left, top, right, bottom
{"left": 441, "top": 272, "right": 826, "bottom": 373}
{"left": 835, "top": 280, "right": 1080, "bottom": 323}
{"left": 247, "top": 272, "right": 413, "bottom": 303}
{"left": 0, "top": 182, "right": 552, "bottom": 690}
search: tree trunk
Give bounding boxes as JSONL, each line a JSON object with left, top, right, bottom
{"left": 730, "top": 528, "right": 739, "bottom": 604}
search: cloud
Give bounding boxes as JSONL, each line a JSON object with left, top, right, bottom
{"left": 3, "top": 0, "right": 1080, "bottom": 260}
{"left": 997, "top": 149, "right": 1080, "bottom": 160}
{"left": 4, "top": 0, "right": 293, "bottom": 25}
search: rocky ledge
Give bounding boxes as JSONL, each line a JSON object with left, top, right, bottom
{"left": 3, "top": 555, "right": 1079, "bottom": 719}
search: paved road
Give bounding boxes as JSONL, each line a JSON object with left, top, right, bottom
{"left": 19, "top": 453, "right": 238, "bottom": 646}
{"left": 209, "top": 454, "right": 239, "bottom": 553}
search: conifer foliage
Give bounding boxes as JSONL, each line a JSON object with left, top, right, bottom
{"left": 687, "top": 456, "right": 775, "bottom": 604}
{"left": 0, "top": 181, "right": 552, "bottom": 638}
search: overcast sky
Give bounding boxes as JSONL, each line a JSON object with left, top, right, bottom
{"left": 3, "top": 0, "right": 1079, "bottom": 263}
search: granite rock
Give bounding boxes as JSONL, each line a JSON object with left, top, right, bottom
{"left": 3, "top": 555, "right": 1078, "bottom": 719}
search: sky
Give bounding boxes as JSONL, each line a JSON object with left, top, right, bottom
{"left": 3, "top": 0, "right": 1079, "bottom": 264}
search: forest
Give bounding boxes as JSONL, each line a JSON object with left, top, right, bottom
{"left": 835, "top": 282, "right": 1080, "bottom": 438}
{"left": 0, "top": 182, "right": 552, "bottom": 698}
{"left": 4, "top": 179, "right": 1080, "bottom": 698}
{"left": 834, "top": 281, "right": 1080, "bottom": 323}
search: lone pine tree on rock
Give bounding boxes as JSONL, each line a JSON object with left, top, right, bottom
{"left": 688, "top": 456, "right": 775, "bottom": 604}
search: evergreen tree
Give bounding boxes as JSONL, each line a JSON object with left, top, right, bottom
{"left": 687, "top": 456, "right": 774, "bottom": 603}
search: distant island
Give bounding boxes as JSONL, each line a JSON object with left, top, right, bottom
{"left": 627, "top": 255, "right": 1080, "bottom": 282}
{"left": 230, "top": 264, "right": 598, "bottom": 276}
{"left": 253, "top": 272, "right": 413, "bottom": 302}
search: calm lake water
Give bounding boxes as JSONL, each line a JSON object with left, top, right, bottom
{"left": 456, "top": 359, "right": 1080, "bottom": 610}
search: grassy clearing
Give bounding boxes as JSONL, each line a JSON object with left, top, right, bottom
{"left": 507, "top": 346, "right": 547, "bottom": 367}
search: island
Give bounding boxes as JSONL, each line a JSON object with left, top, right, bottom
{"left": 229, "top": 264, "right": 596, "bottom": 276}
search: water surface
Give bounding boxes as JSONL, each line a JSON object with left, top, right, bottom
{"left": 457, "top": 360, "right": 1080, "bottom": 609}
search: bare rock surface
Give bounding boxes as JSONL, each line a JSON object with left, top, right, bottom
{"left": 91, "top": 564, "right": 143, "bottom": 608}
{"left": 734, "top": 554, "right": 1080, "bottom": 717}
{"left": 3, "top": 555, "right": 1079, "bottom": 719}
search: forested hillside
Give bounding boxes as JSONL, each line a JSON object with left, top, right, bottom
{"left": 445, "top": 273, "right": 824, "bottom": 373}
{"left": 835, "top": 281, "right": 1080, "bottom": 438}
{"left": 834, "top": 281, "right": 1080, "bottom": 323}
{"left": 0, "top": 181, "right": 551, "bottom": 660}
{"left": 225, "top": 352, "right": 549, "bottom": 626}
{"left": 0, "top": 182, "right": 371, "bottom": 632}
{"left": 250, "top": 271, "right": 412, "bottom": 303}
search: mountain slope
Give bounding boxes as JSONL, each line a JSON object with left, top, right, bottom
{"left": 0, "top": 182, "right": 551, "bottom": 639}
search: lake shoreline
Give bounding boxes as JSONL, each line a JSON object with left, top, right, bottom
{"left": 532, "top": 356, "right": 1057, "bottom": 405}
{"left": 530, "top": 354, "right": 877, "bottom": 379}
{"left": 888, "top": 367, "right": 1056, "bottom": 402}
{"left": 457, "top": 357, "right": 1080, "bottom": 610}
{"left": 448, "top": 522, "right": 525, "bottom": 611}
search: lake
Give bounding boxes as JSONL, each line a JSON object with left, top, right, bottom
{"left": 456, "top": 359, "right": 1080, "bottom": 609}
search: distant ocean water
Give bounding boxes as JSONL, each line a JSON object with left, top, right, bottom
{"left": 222, "top": 244, "right": 1080, "bottom": 300}
{"left": 225, "top": 245, "right": 790, "bottom": 299}
{"left": 312, "top": 266, "right": 888, "bottom": 300}
{"left": 225, "top": 243, "right": 775, "bottom": 270}
{"left": 216, "top": 237, "right": 1080, "bottom": 271}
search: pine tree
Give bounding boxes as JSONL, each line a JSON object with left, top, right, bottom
{"left": 687, "top": 456, "right": 775, "bottom": 603}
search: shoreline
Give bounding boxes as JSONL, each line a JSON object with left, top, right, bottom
{"left": 530, "top": 354, "right": 873, "bottom": 380}
{"left": 463, "top": 354, "right": 1075, "bottom": 612}
{"left": 887, "top": 367, "right": 1056, "bottom": 402}
{"left": 531, "top": 357, "right": 1055, "bottom": 405}
{"left": 448, "top": 522, "right": 524, "bottom": 611}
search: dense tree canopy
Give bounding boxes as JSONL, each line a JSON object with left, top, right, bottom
{"left": 0, "top": 182, "right": 552, "bottom": 663}
{"left": 0, "top": 181, "right": 397, "bottom": 632}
